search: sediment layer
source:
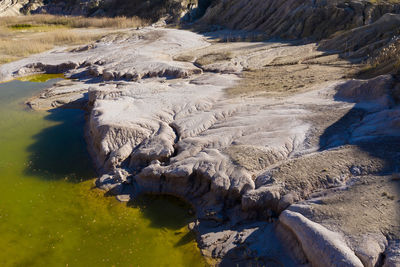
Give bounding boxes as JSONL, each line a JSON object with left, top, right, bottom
{"left": 199, "top": 0, "right": 400, "bottom": 41}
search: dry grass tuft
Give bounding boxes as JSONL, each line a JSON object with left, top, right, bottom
{"left": 0, "top": 30, "right": 102, "bottom": 60}
{"left": 0, "top": 14, "right": 148, "bottom": 65}
{"left": 0, "top": 31, "right": 101, "bottom": 57}
{"left": 0, "top": 14, "right": 146, "bottom": 29}
{"left": 194, "top": 52, "right": 232, "bottom": 66}
{"left": 173, "top": 54, "right": 196, "bottom": 62}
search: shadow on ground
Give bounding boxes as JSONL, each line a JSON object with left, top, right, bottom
{"left": 319, "top": 90, "right": 400, "bottom": 173}
{"left": 127, "top": 194, "right": 194, "bottom": 231}
{"left": 24, "top": 107, "right": 95, "bottom": 182}
{"left": 318, "top": 83, "right": 400, "bottom": 240}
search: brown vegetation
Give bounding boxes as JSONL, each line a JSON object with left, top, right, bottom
{"left": 194, "top": 52, "right": 232, "bottom": 66}
{"left": 357, "top": 36, "right": 400, "bottom": 78}
{"left": 225, "top": 63, "right": 348, "bottom": 97}
{"left": 0, "top": 32, "right": 100, "bottom": 63}
{"left": 0, "top": 14, "right": 147, "bottom": 65}
{"left": 0, "top": 14, "right": 146, "bottom": 29}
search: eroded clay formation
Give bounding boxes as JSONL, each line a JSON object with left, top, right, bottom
{"left": 1, "top": 25, "right": 399, "bottom": 266}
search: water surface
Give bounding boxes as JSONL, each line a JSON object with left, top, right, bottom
{"left": 0, "top": 76, "right": 205, "bottom": 267}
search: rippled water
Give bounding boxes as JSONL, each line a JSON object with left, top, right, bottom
{"left": 0, "top": 75, "right": 205, "bottom": 267}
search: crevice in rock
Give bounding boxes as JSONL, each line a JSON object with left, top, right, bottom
{"left": 376, "top": 252, "right": 386, "bottom": 267}
{"left": 86, "top": 64, "right": 202, "bottom": 82}
{"left": 14, "top": 61, "right": 79, "bottom": 77}
{"left": 319, "top": 108, "right": 366, "bottom": 150}
{"left": 167, "top": 122, "right": 180, "bottom": 162}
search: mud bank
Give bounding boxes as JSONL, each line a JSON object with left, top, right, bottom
{"left": 1, "top": 27, "right": 399, "bottom": 266}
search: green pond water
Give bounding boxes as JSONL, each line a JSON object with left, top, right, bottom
{"left": 0, "top": 75, "right": 205, "bottom": 267}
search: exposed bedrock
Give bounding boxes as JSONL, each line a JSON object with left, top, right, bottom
{"left": 1, "top": 28, "right": 206, "bottom": 85}
{"left": 3, "top": 27, "right": 400, "bottom": 266}
{"left": 0, "top": 0, "right": 29, "bottom": 16}
{"left": 280, "top": 210, "right": 364, "bottom": 267}
{"left": 199, "top": 0, "right": 400, "bottom": 41}
{"left": 90, "top": 72, "right": 400, "bottom": 266}
{"left": 7, "top": 0, "right": 196, "bottom": 20}
{"left": 320, "top": 13, "right": 400, "bottom": 58}
{"left": 319, "top": 12, "right": 400, "bottom": 78}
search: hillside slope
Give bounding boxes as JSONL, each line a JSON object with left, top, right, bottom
{"left": 199, "top": 0, "right": 400, "bottom": 40}
{"left": 19, "top": 0, "right": 194, "bottom": 22}
{"left": 0, "top": 0, "right": 29, "bottom": 16}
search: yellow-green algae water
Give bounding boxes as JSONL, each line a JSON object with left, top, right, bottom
{"left": 0, "top": 75, "right": 205, "bottom": 267}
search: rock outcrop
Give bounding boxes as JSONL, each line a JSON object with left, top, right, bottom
{"left": 319, "top": 12, "right": 400, "bottom": 78}
{"left": 14, "top": 0, "right": 196, "bottom": 21}
{"left": 0, "top": 0, "right": 29, "bottom": 16}
{"left": 280, "top": 210, "right": 364, "bottom": 267}
{"left": 199, "top": 0, "right": 400, "bottom": 41}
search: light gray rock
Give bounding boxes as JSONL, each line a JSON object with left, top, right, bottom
{"left": 279, "top": 210, "right": 364, "bottom": 267}
{"left": 354, "top": 234, "right": 387, "bottom": 267}
{"left": 0, "top": 0, "right": 29, "bottom": 16}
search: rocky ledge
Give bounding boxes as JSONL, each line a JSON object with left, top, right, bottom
{"left": 1, "top": 26, "right": 399, "bottom": 266}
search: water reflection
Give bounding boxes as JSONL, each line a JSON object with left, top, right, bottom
{"left": 25, "top": 108, "right": 94, "bottom": 182}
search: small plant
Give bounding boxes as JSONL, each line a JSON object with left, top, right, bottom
{"left": 9, "top": 23, "right": 33, "bottom": 29}
{"left": 382, "top": 191, "right": 395, "bottom": 200}
{"left": 195, "top": 52, "right": 233, "bottom": 66}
